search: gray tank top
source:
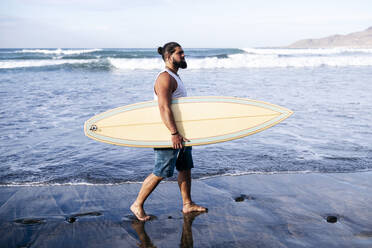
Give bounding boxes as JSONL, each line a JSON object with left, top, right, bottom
{"left": 153, "top": 68, "right": 187, "bottom": 100}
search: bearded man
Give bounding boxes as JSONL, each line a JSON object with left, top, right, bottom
{"left": 130, "top": 42, "right": 207, "bottom": 221}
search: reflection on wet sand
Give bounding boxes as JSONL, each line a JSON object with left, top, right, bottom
{"left": 3, "top": 173, "right": 372, "bottom": 247}
{"left": 131, "top": 220, "right": 156, "bottom": 248}
{"left": 131, "top": 212, "right": 205, "bottom": 248}
{"left": 180, "top": 212, "right": 204, "bottom": 248}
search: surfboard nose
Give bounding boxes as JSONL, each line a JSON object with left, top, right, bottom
{"left": 84, "top": 121, "right": 94, "bottom": 136}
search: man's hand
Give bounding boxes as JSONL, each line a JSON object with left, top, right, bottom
{"left": 171, "top": 133, "right": 190, "bottom": 149}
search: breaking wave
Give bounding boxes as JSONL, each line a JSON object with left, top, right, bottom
{"left": 1, "top": 48, "right": 372, "bottom": 70}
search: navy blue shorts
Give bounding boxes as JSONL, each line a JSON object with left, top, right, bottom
{"left": 153, "top": 147, "right": 194, "bottom": 178}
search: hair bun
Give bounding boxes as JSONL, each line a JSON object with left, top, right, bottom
{"left": 157, "top": 47, "right": 163, "bottom": 55}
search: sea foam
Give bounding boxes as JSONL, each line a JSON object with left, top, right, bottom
{"left": 107, "top": 53, "right": 372, "bottom": 70}
{"left": 0, "top": 59, "right": 99, "bottom": 69}
{"left": 2, "top": 48, "right": 372, "bottom": 70}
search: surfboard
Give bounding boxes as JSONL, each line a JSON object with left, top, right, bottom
{"left": 84, "top": 96, "right": 293, "bottom": 148}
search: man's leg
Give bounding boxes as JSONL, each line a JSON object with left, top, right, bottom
{"left": 131, "top": 173, "right": 163, "bottom": 221}
{"left": 178, "top": 169, "right": 207, "bottom": 213}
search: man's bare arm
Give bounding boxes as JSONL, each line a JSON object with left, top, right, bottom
{"left": 155, "top": 72, "right": 189, "bottom": 149}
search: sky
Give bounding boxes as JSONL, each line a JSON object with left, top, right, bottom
{"left": 0, "top": 0, "right": 371, "bottom": 48}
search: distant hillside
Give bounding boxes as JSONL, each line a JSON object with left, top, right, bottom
{"left": 287, "top": 27, "right": 372, "bottom": 48}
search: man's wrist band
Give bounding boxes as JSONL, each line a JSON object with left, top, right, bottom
{"left": 171, "top": 131, "right": 179, "bottom": 135}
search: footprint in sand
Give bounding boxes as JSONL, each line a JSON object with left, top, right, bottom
{"left": 66, "top": 211, "right": 103, "bottom": 223}
{"left": 14, "top": 218, "right": 46, "bottom": 225}
{"left": 234, "top": 194, "right": 256, "bottom": 202}
{"left": 326, "top": 215, "right": 338, "bottom": 223}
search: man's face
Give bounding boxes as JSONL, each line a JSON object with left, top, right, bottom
{"left": 170, "top": 47, "right": 187, "bottom": 69}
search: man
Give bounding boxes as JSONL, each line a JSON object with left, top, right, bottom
{"left": 130, "top": 42, "right": 207, "bottom": 221}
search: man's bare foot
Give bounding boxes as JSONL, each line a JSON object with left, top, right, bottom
{"left": 182, "top": 202, "right": 208, "bottom": 213}
{"left": 130, "top": 202, "right": 151, "bottom": 221}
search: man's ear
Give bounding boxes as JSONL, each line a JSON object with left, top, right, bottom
{"left": 166, "top": 53, "right": 173, "bottom": 62}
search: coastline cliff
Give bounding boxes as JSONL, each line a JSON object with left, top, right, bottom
{"left": 287, "top": 26, "right": 372, "bottom": 48}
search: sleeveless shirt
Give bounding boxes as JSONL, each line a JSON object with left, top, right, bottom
{"left": 153, "top": 68, "right": 187, "bottom": 100}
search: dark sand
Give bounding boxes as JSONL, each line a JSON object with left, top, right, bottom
{"left": 1, "top": 172, "right": 372, "bottom": 247}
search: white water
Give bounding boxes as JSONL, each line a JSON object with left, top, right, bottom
{"left": 0, "top": 59, "right": 99, "bottom": 69}
{"left": 2, "top": 48, "right": 372, "bottom": 70}
{"left": 109, "top": 54, "right": 372, "bottom": 70}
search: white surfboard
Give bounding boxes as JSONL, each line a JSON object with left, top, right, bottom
{"left": 84, "top": 96, "right": 293, "bottom": 148}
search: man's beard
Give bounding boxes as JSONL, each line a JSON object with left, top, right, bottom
{"left": 173, "top": 59, "right": 187, "bottom": 69}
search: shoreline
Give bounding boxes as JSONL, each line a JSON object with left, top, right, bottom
{"left": 1, "top": 171, "right": 372, "bottom": 247}
{"left": 2, "top": 169, "right": 372, "bottom": 187}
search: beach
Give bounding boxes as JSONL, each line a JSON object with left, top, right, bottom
{"left": 1, "top": 48, "right": 372, "bottom": 247}
{"left": 1, "top": 171, "right": 372, "bottom": 247}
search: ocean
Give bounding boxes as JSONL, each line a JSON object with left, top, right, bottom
{"left": 1, "top": 48, "right": 371, "bottom": 186}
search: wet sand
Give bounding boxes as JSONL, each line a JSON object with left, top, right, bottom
{"left": 1, "top": 172, "right": 372, "bottom": 247}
